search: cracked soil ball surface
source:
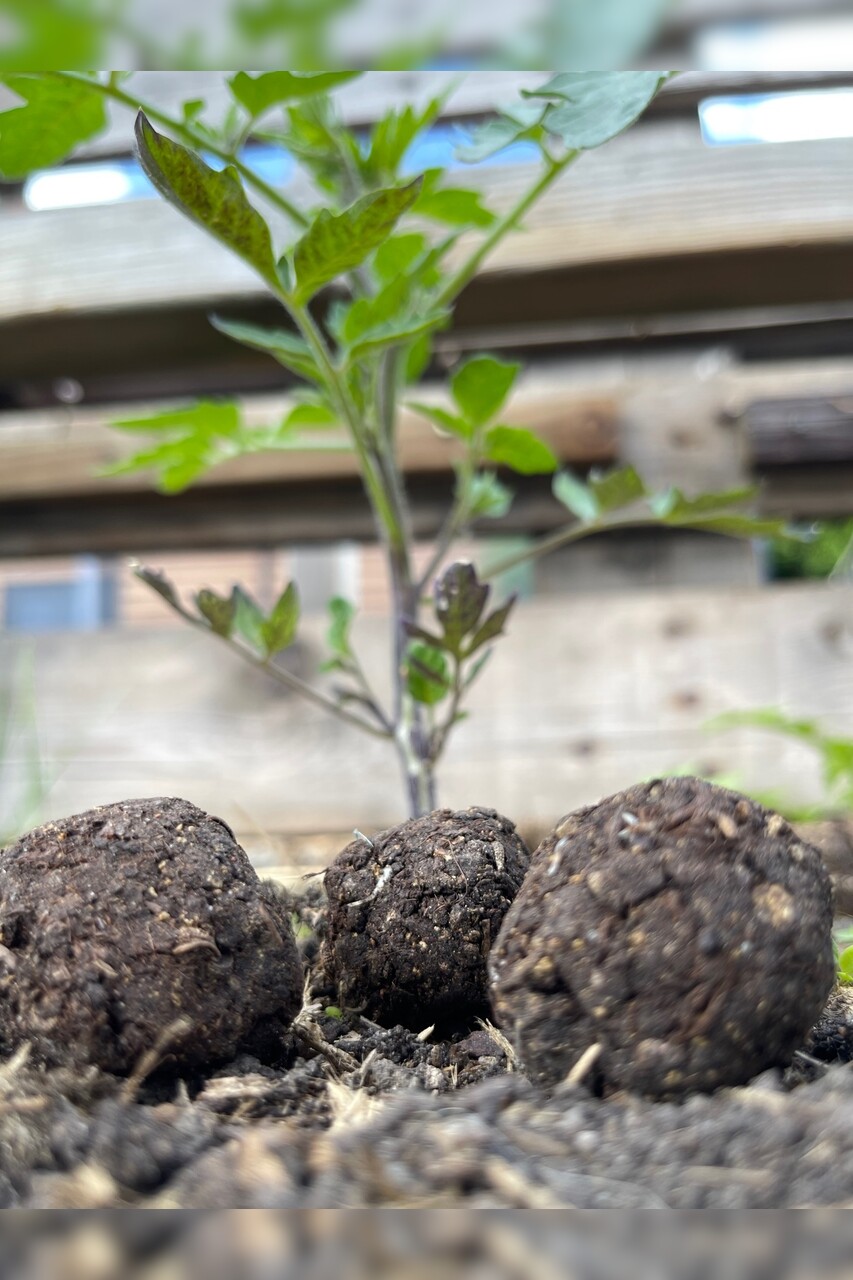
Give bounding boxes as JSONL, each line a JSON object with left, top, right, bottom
{"left": 489, "top": 776, "right": 835, "bottom": 1098}
{"left": 0, "top": 797, "right": 303, "bottom": 1074}
{"left": 323, "top": 807, "right": 529, "bottom": 1028}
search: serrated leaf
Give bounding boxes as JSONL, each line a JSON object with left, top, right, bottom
{"left": 228, "top": 71, "right": 359, "bottom": 117}
{"left": 195, "top": 588, "right": 236, "bottom": 638}
{"left": 672, "top": 515, "right": 789, "bottom": 539}
{"left": 456, "top": 106, "right": 546, "bottom": 164}
{"left": 525, "top": 71, "right": 668, "bottom": 150}
{"left": 587, "top": 465, "right": 647, "bottom": 512}
{"left": 403, "top": 620, "right": 448, "bottom": 650}
{"left": 366, "top": 93, "right": 448, "bottom": 178}
{"left": 261, "top": 581, "right": 299, "bottom": 656}
{"left": 210, "top": 316, "right": 320, "bottom": 383}
{"left": 406, "top": 641, "right": 452, "bottom": 705}
{"left": 101, "top": 439, "right": 212, "bottom": 494}
{"left": 413, "top": 187, "right": 496, "bottom": 228}
{"left": 135, "top": 113, "right": 279, "bottom": 291}
{"left": 466, "top": 472, "right": 514, "bottom": 519}
{"left": 553, "top": 471, "right": 600, "bottom": 521}
{"left": 373, "top": 232, "right": 428, "bottom": 284}
{"left": 464, "top": 596, "right": 517, "bottom": 657}
{"left": 409, "top": 402, "right": 472, "bottom": 441}
{"left": 231, "top": 586, "right": 266, "bottom": 650}
{"left": 346, "top": 313, "right": 450, "bottom": 363}
{"left": 133, "top": 566, "right": 185, "bottom": 616}
{"left": 485, "top": 425, "right": 557, "bottom": 475}
{"left": 451, "top": 356, "right": 519, "bottom": 427}
{"left": 433, "top": 562, "right": 489, "bottom": 655}
{"left": 0, "top": 73, "right": 107, "bottom": 178}
{"left": 290, "top": 180, "right": 423, "bottom": 304}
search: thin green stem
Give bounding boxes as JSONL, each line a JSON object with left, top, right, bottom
{"left": 52, "top": 72, "right": 309, "bottom": 230}
{"left": 480, "top": 514, "right": 681, "bottom": 581}
{"left": 436, "top": 149, "right": 578, "bottom": 309}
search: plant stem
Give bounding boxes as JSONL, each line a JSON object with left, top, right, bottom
{"left": 52, "top": 72, "right": 310, "bottom": 230}
{"left": 436, "top": 149, "right": 578, "bottom": 309}
{"left": 480, "top": 513, "right": 685, "bottom": 581}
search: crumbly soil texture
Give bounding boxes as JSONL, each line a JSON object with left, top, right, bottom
{"left": 1, "top": 878, "right": 853, "bottom": 1210}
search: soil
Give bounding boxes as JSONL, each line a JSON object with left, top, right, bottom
{"left": 0, "top": 875, "right": 848, "bottom": 1209}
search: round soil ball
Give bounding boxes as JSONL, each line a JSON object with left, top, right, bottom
{"left": 489, "top": 777, "right": 834, "bottom": 1098}
{"left": 0, "top": 797, "right": 303, "bottom": 1074}
{"left": 323, "top": 807, "right": 529, "bottom": 1028}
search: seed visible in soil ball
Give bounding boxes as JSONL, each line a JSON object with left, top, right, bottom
{"left": 489, "top": 777, "right": 835, "bottom": 1098}
{"left": 323, "top": 807, "right": 529, "bottom": 1028}
{"left": 0, "top": 798, "right": 303, "bottom": 1074}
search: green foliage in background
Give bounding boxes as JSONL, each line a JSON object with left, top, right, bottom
{"left": 769, "top": 519, "right": 853, "bottom": 582}
{"left": 0, "top": 69, "right": 795, "bottom": 816}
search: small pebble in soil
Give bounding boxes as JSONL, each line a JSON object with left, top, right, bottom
{"left": 489, "top": 776, "right": 835, "bottom": 1098}
{"left": 0, "top": 797, "right": 303, "bottom": 1074}
{"left": 323, "top": 807, "right": 529, "bottom": 1028}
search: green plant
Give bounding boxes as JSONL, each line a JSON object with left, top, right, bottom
{"left": 0, "top": 71, "right": 793, "bottom": 817}
{"left": 711, "top": 709, "right": 853, "bottom": 824}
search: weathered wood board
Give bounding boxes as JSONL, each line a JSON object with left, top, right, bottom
{"left": 3, "top": 121, "right": 853, "bottom": 325}
{"left": 2, "top": 584, "right": 851, "bottom": 873}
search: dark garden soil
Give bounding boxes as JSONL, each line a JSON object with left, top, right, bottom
{"left": 3, "top": 790, "right": 853, "bottom": 1208}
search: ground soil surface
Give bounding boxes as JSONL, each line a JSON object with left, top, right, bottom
{"left": 1, "top": 882, "right": 852, "bottom": 1210}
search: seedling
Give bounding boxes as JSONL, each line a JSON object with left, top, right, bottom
{"left": 0, "top": 71, "right": 792, "bottom": 816}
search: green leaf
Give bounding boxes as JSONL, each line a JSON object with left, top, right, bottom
{"left": 409, "top": 403, "right": 472, "bottom": 441}
{"left": 111, "top": 401, "right": 241, "bottom": 436}
{"left": 283, "top": 400, "right": 339, "bottom": 430}
{"left": 0, "top": 73, "right": 107, "bottom": 178}
{"left": 672, "top": 514, "right": 790, "bottom": 539}
{"left": 466, "top": 472, "right": 513, "bottom": 520}
{"left": 485, "top": 425, "right": 557, "bottom": 475}
{"left": 451, "top": 356, "right": 520, "bottom": 427}
{"left": 133, "top": 566, "right": 186, "bottom": 617}
{"left": 365, "top": 94, "right": 448, "bottom": 179}
{"left": 326, "top": 596, "right": 355, "bottom": 659}
{"left": 839, "top": 945, "right": 853, "bottom": 985}
{"left": 464, "top": 597, "right": 517, "bottom": 657}
{"left": 210, "top": 316, "right": 321, "bottom": 383}
{"left": 345, "top": 313, "right": 450, "bottom": 363}
{"left": 261, "top": 581, "right": 299, "bottom": 656}
{"left": 406, "top": 641, "right": 452, "bottom": 705}
{"left": 404, "top": 333, "right": 433, "bottom": 385}
{"left": 456, "top": 107, "right": 546, "bottom": 164}
{"left": 195, "top": 589, "right": 236, "bottom": 638}
{"left": 373, "top": 233, "right": 428, "bottom": 284}
{"left": 649, "top": 486, "right": 758, "bottom": 520}
{"left": 228, "top": 71, "right": 359, "bottom": 117}
{"left": 709, "top": 709, "right": 821, "bottom": 742}
{"left": 231, "top": 586, "right": 266, "bottom": 650}
{"left": 290, "top": 180, "right": 423, "bottom": 304}
{"left": 553, "top": 471, "right": 599, "bottom": 522}
{"left": 525, "top": 71, "right": 668, "bottom": 150}
{"left": 135, "top": 113, "right": 279, "bottom": 291}
{"left": 433, "top": 562, "right": 489, "bottom": 655}
{"left": 588, "top": 465, "right": 648, "bottom": 513}
{"left": 413, "top": 187, "right": 496, "bottom": 228}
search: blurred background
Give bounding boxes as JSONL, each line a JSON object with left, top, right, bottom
{"left": 2, "top": 16, "right": 853, "bottom": 882}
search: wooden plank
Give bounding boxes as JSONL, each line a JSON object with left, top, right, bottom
{"left": 2, "top": 583, "right": 851, "bottom": 850}
{"left": 7, "top": 355, "right": 853, "bottom": 558}
{"left": 3, "top": 122, "right": 853, "bottom": 324}
{"left": 0, "top": 376, "right": 617, "bottom": 501}
{"left": 746, "top": 395, "right": 853, "bottom": 465}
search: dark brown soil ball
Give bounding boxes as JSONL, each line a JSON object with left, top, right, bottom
{"left": 323, "top": 807, "right": 529, "bottom": 1028}
{"left": 489, "top": 776, "right": 834, "bottom": 1099}
{"left": 0, "top": 798, "right": 303, "bottom": 1074}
